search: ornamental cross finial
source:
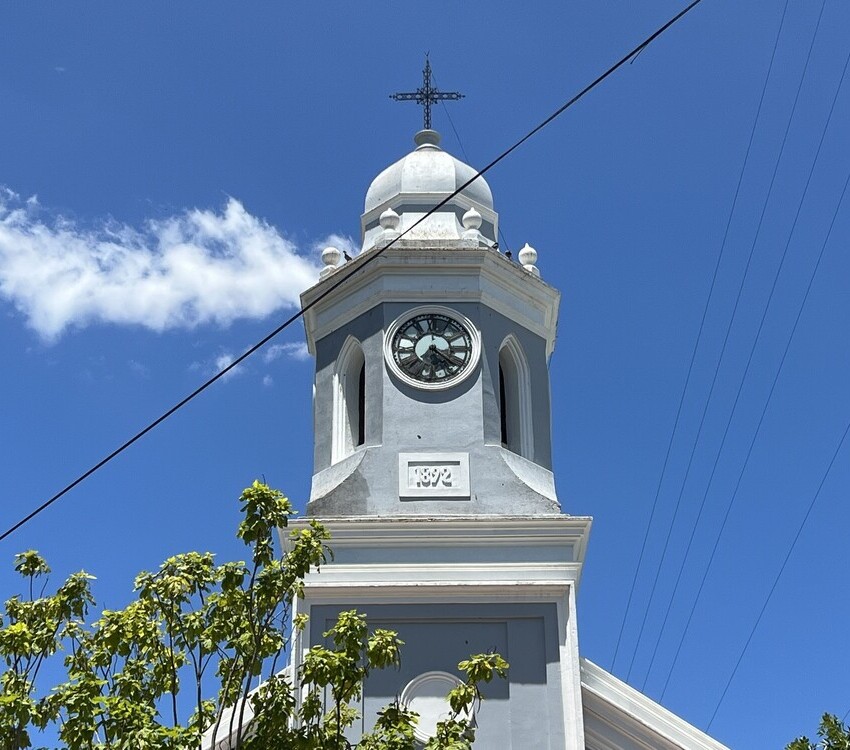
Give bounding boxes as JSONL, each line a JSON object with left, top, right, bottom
{"left": 390, "top": 54, "right": 464, "bottom": 131}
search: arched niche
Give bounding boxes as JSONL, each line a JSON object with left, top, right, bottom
{"left": 332, "top": 336, "right": 366, "bottom": 464}
{"left": 498, "top": 335, "right": 533, "bottom": 460}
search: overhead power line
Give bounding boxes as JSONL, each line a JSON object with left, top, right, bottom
{"left": 0, "top": 0, "right": 706, "bottom": 544}
{"left": 708, "top": 414, "right": 850, "bottom": 729}
{"left": 610, "top": 0, "right": 791, "bottom": 674}
{"left": 626, "top": 0, "right": 828, "bottom": 685}
{"left": 666, "top": 162, "right": 850, "bottom": 716}
{"left": 645, "top": 29, "right": 850, "bottom": 696}
{"left": 432, "top": 69, "right": 513, "bottom": 255}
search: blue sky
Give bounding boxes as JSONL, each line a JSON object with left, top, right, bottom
{"left": 2, "top": 1, "right": 849, "bottom": 746}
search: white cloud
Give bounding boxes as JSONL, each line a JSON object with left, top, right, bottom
{"left": 0, "top": 189, "right": 322, "bottom": 341}
{"left": 190, "top": 350, "right": 245, "bottom": 381}
{"left": 128, "top": 359, "right": 150, "bottom": 378}
{"left": 263, "top": 341, "right": 310, "bottom": 363}
{"left": 214, "top": 352, "right": 244, "bottom": 380}
{"left": 262, "top": 374, "right": 273, "bottom": 387}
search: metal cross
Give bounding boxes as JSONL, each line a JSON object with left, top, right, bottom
{"left": 390, "top": 55, "right": 464, "bottom": 131}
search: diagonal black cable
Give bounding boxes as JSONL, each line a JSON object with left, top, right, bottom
{"left": 661, "top": 162, "right": 850, "bottom": 707}
{"left": 643, "top": 36, "right": 850, "bottom": 694}
{"left": 626, "top": 0, "right": 800, "bottom": 681}
{"left": 432, "top": 68, "right": 513, "bottom": 254}
{"left": 610, "top": 0, "right": 791, "bottom": 674}
{"left": 0, "top": 0, "right": 706, "bottom": 544}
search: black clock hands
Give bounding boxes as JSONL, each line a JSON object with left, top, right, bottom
{"left": 387, "top": 310, "right": 478, "bottom": 388}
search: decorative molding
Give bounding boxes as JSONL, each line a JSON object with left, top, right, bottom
{"left": 400, "top": 671, "right": 468, "bottom": 743}
{"left": 284, "top": 515, "right": 593, "bottom": 594}
{"left": 295, "top": 582, "right": 575, "bottom": 609}
{"left": 361, "top": 194, "right": 499, "bottom": 253}
{"left": 287, "top": 515, "right": 591, "bottom": 562}
{"left": 580, "top": 659, "right": 731, "bottom": 750}
{"left": 300, "top": 247, "right": 561, "bottom": 357}
{"left": 361, "top": 194, "right": 498, "bottom": 235}
{"left": 298, "top": 566, "right": 585, "bottom": 592}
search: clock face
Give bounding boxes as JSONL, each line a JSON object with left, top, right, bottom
{"left": 386, "top": 309, "right": 479, "bottom": 389}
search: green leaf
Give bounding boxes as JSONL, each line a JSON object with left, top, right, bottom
{"left": 0, "top": 480, "right": 507, "bottom": 749}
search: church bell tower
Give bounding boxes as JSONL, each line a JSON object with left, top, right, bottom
{"left": 290, "top": 123, "right": 591, "bottom": 748}
{"left": 288, "top": 112, "right": 731, "bottom": 749}
{"left": 306, "top": 127, "right": 563, "bottom": 519}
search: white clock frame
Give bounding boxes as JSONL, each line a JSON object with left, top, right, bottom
{"left": 383, "top": 305, "right": 482, "bottom": 391}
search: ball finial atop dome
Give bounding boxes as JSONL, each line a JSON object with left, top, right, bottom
{"left": 414, "top": 130, "right": 441, "bottom": 148}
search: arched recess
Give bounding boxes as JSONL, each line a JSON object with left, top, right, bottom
{"left": 332, "top": 336, "right": 366, "bottom": 464}
{"left": 498, "top": 335, "right": 533, "bottom": 460}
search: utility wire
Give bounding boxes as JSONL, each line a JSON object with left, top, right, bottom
{"left": 0, "top": 0, "right": 706, "bottom": 545}
{"left": 645, "top": 34, "right": 850, "bottom": 695}
{"left": 708, "top": 417, "right": 850, "bottom": 729}
{"left": 431, "top": 69, "right": 474, "bottom": 163}
{"left": 432, "top": 69, "right": 513, "bottom": 254}
{"left": 663, "top": 162, "right": 850, "bottom": 712}
{"left": 630, "top": 0, "right": 829, "bottom": 685}
{"left": 624, "top": 0, "right": 826, "bottom": 683}
{"left": 610, "top": 0, "right": 791, "bottom": 674}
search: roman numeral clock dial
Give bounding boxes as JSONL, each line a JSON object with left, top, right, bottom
{"left": 385, "top": 308, "right": 481, "bottom": 390}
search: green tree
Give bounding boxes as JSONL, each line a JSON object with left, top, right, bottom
{"left": 788, "top": 714, "right": 850, "bottom": 750}
{"left": 0, "top": 481, "right": 507, "bottom": 749}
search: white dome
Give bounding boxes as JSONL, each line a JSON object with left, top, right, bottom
{"left": 364, "top": 130, "right": 493, "bottom": 213}
{"left": 360, "top": 130, "right": 498, "bottom": 251}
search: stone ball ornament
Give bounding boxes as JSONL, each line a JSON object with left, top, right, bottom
{"left": 518, "top": 242, "right": 540, "bottom": 277}
{"left": 379, "top": 207, "right": 401, "bottom": 231}
{"left": 321, "top": 245, "right": 341, "bottom": 265}
{"left": 384, "top": 306, "right": 481, "bottom": 391}
{"left": 462, "top": 206, "right": 482, "bottom": 230}
{"left": 319, "top": 246, "right": 342, "bottom": 278}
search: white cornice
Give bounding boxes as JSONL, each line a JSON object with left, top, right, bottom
{"left": 295, "top": 581, "right": 576, "bottom": 606}
{"left": 299, "top": 563, "right": 583, "bottom": 589}
{"left": 300, "top": 247, "right": 561, "bottom": 357}
{"left": 286, "top": 515, "right": 592, "bottom": 591}
{"left": 580, "top": 658, "right": 731, "bottom": 750}
{"left": 288, "top": 514, "right": 591, "bottom": 560}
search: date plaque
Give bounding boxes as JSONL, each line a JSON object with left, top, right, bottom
{"left": 398, "top": 452, "right": 470, "bottom": 500}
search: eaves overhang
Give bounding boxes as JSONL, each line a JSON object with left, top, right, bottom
{"left": 300, "top": 245, "right": 561, "bottom": 358}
